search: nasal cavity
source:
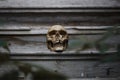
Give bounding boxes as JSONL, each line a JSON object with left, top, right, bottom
{"left": 56, "top": 32, "right": 60, "bottom": 38}
{"left": 56, "top": 32, "right": 60, "bottom": 41}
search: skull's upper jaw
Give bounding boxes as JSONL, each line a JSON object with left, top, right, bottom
{"left": 53, "top": 42, "right": 64, "bottom": 52}
{"left": 47, "top": 40, "right": 67, "bottom": 52}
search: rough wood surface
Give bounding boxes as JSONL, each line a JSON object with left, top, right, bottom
{"left": 0, "top": 0, "right": 120, "bottom": 8}
{"left": 10, "top": 53, "right": 116, "bottom": 61}
{"left": 0, "top": 35, "right": 117, "bottom": 54}
{"left": 0, "top": 26, "right": 119, "bottom": 36}
{"left": 0, "top": 16, "right": 119, "bottom": 79}
{"left": 0, "top": 8, "right": 120, "bottom": 13}
{"left": 69, "top": 78, "right": 120, "bottom": 80}
{"left": 0, "top": 0, "right": 120, "bottom": 79}
{"left": 0, "top": 63, "right": 18, "bottom": 79}
{"left": 20, "top": 61, "right": 120, "bottom": 78}
{"left": 0, "top": 12, "right": 119, "bottom": 26}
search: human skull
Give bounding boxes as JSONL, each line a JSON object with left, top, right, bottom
{"left": 47, "top": 25, "right": 68, "bottom": 52}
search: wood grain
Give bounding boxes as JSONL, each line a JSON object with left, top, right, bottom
{"left": 0, "top": 0, "right": 120, "bottom": 8}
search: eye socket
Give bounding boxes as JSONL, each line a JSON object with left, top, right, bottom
{"left": 48, "top": 30, "right": 56, "bottom": 36}
{"left": 59, "top": 30, "right": 67, "bottom": 35}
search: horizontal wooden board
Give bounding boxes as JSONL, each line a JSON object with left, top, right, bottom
{"left": 0, "top": 35, "right": 117, "bottom": 54}
{"left": 9, "top": 53, "right": 116, "bottom": 61}
{"left": 68, "top": 78, "right": 120, "bottom": 80}
{"left": 19, "top": 61, "right": 120, "bottom": 78}
{"left": 0, "top": 26, "right": 119, "bottom": 50}
{"left": 0, "top": 27, "right": 30, "bottom": 31}
{"left": 1, "top": 61, "right": 120, "bottom": 78}
{"left": 0, "top": 26, "right": 119, "bottom": 30}
{"left": 0, "top": 29, "right": 111, "bottom": 36}
{"left": 0, "top": 0, "right": 120, "bottom": 8}
{"left": 0, "top": 26, "right": 120, "bottom": 36}
{"left": 0, "top": 8, "right": 120, "bottom": 13}
{"left": 0, "top": 13, "right": 120, "bottom": 26}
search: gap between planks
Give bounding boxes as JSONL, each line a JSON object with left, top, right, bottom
{"left": 0, "top": 8, "right": 120, "bottom": 13}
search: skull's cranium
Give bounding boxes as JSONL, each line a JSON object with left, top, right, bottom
{"left": 47, "top": 25, "right": 68, "bottom": 52}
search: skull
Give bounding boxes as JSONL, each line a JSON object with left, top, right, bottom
{"left": 47, "top": 25, "right": 68, "bottom": 52}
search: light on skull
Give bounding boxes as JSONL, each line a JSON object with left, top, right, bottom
{"left": 46, "top": 25, "right": 68, "bottom": 52}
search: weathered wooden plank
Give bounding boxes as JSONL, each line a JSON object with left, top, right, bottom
{"left": 9, "top": 53, "right": 116, "bottom": 61}
{"left": 0, "top": 50, "right": 117, "bottom": 55}
{"left": 0, "top": 36, "right": 117, "bottom": 53}
{"left": 0, "top": 45, "right": 117, "bottom": 55}
{"left": 0, "top": 30, "right": 108, "bottom": 36}
{"left": 9, "top": 53, "right": 116, "bottom": 56}
{"left": 68, "top": 78, "right": 120, "bottom": 80}
{"left": 0, "top": 30, "right": 119, "bottom": 36}
{"left": 0, "top": 27, "right": 30, "bottom": 31}
{"left": 20, "top": 61, "right": 120, "bottom": 78}
{"left": 0, "top": 0, "right": 120, "bottom": 8}
{"left": 0, "top": 35, "right": 117, "bottom": 54}
{"left": 0, "top": 35, "right": 109, "bottom": 42}
{"left": 0, "top": 13, "right": 119, "bottom": 26}
{"left": 0, "top": 26, "right": 119, "bottom": 36}
{"left": 0, "top": 26, "right": 119, "bottom": 30}
{"left": 0, "top": 8, "right": 120, "bottom": 13}
{"left": 10, "top": 55, "right": 101, "bottom": 61}
{"left": 0, "top": 34, "right": 117, "bottom": 54}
